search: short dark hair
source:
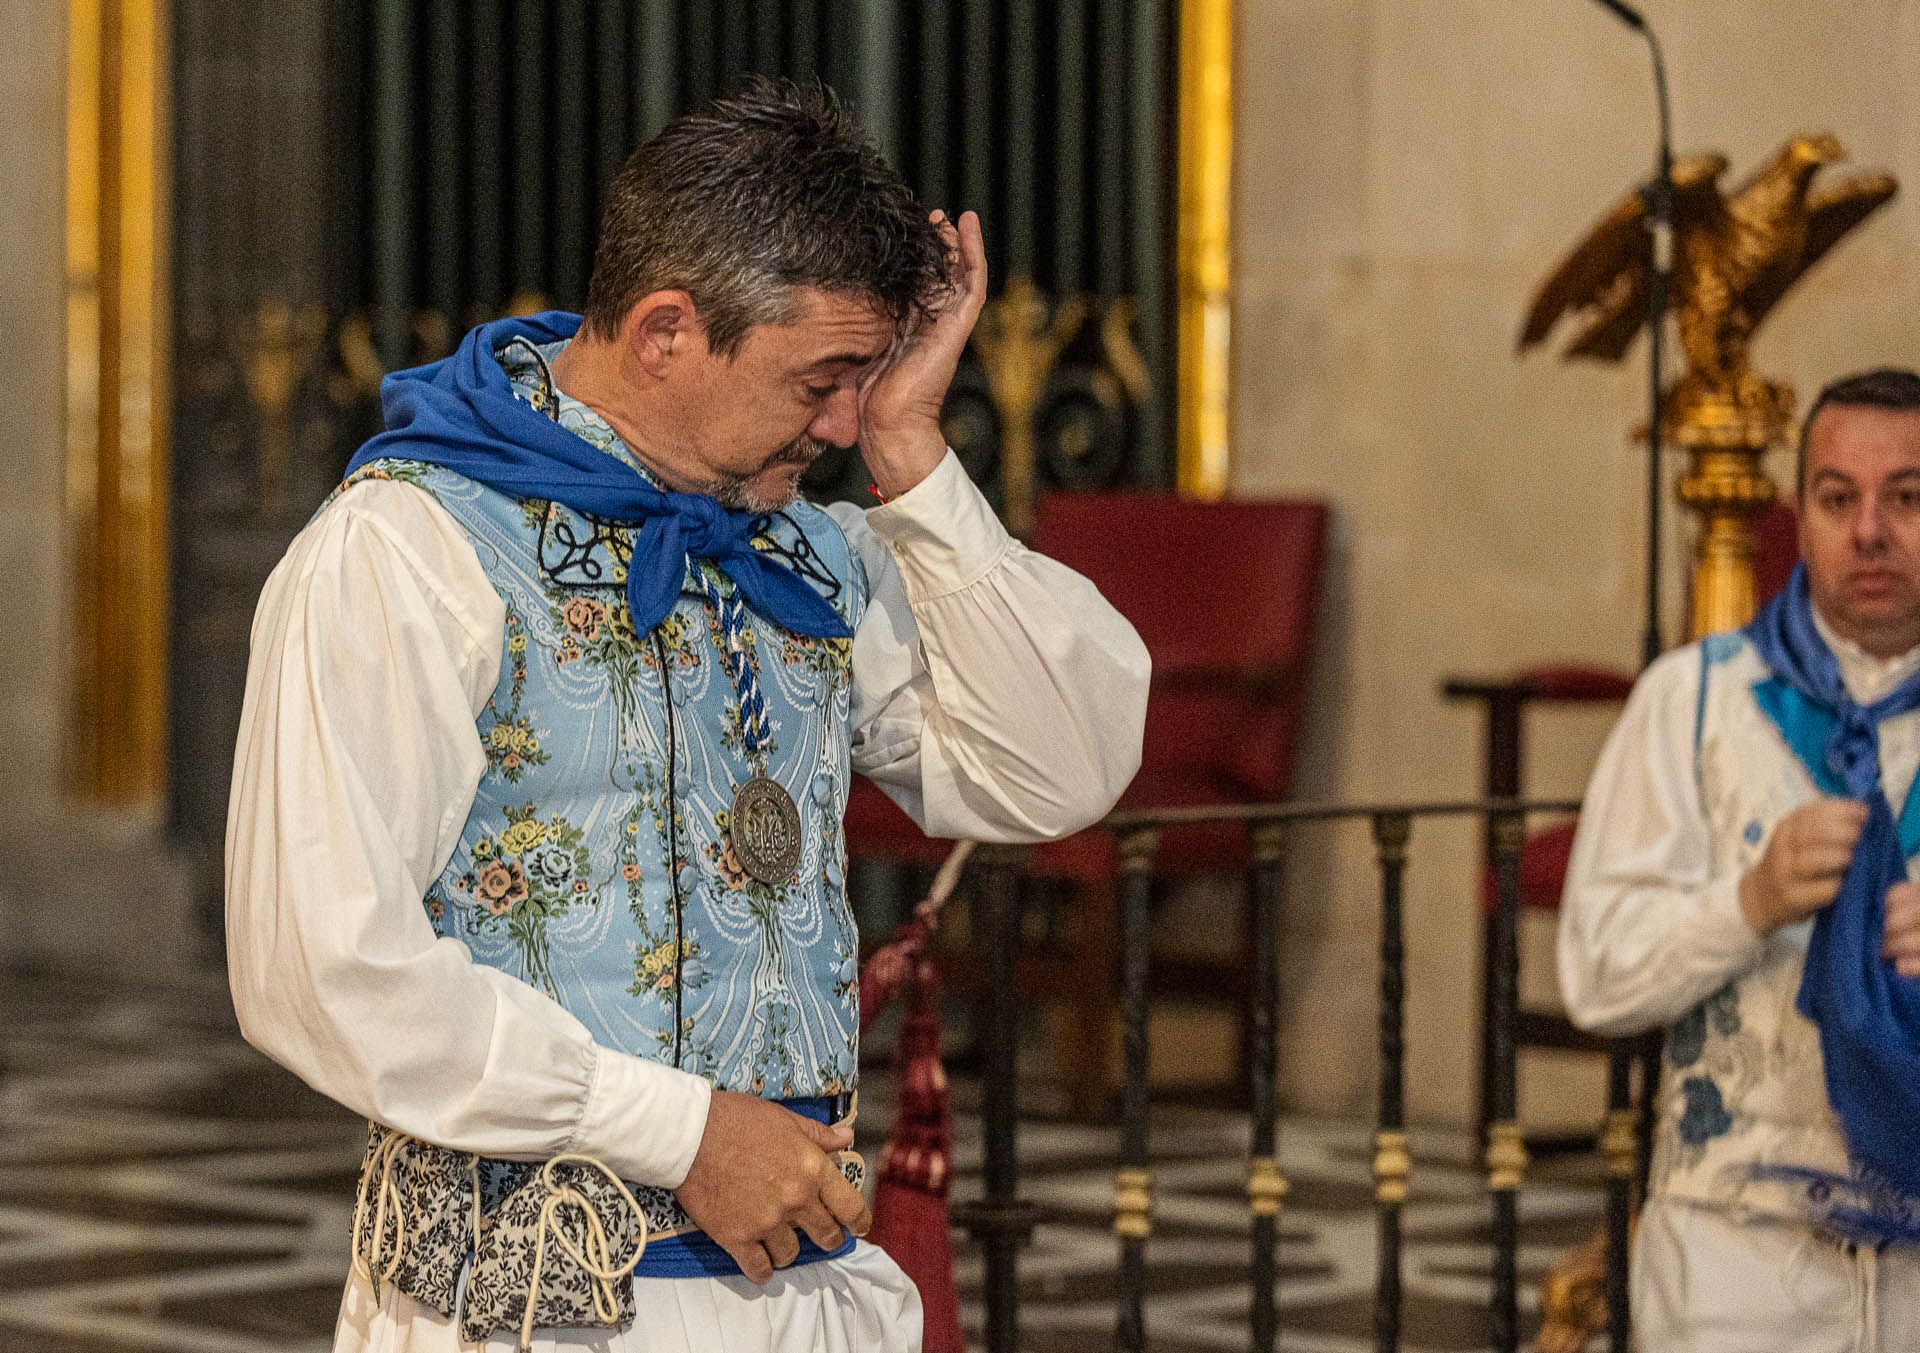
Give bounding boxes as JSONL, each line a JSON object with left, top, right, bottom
{"left": 1798, "top": 368, "right": 1920, "bottom": 493}
{"left": 582, "top": 77, "right": 947, "bottom": 357}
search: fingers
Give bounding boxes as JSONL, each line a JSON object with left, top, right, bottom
{"left": 926, "top": 207, "right": 988, "bottom": 319}
{"left": 1782, "top": 877, "right": 1846, "bottom": 919}
{"left": 761, "top": 1226, "right": 802, "bottom": 1271}
{"left": 953, "top": 210, "right": 987, "bottom": 309}
{"left": 792, "top": 1199, "right": 846, "bottom": 1253}
{"left": 1789, "top": 843, "right": 1858, "bottom": 880}
{"left": 1884, "top": 883, "right": 1920, "bottom": 976}
{"left": 1791, "top": 799, "right": 1869, "bottom": 851}
{"left": 818, "top": 1162, "right": 873, "bottom": 1238}
{"left": 796, "top": 1113, "right": 855, "bottom": 1154}
{"left": 724, "top": 1237, "right": 775, "bottom": 1286}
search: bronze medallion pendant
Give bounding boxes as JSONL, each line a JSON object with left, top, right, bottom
{"left": 730, "top": 775, "right": 802, "bottom": 885}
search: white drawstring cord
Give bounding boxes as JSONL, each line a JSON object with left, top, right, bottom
{"left": 349, "top": 1131, "right": 412, "bottom": 1294}
{"left": 351, "top": 1128, "right": 482, "bottom": 1301}
{"left": 516, "top": 1154, "right": 652, "bottom": 1352}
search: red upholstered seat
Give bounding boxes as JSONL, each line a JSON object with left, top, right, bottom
{"left": 845, "top": 491, "right": 1329, "bottom": 871}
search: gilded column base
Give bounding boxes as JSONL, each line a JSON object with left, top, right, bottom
{"left": 1662, "top": 382, "right": 1791, "bottom": 641}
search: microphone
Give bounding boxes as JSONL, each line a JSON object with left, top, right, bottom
{"left": 1588, "top": 0, "right": 1647, "bottom": 30}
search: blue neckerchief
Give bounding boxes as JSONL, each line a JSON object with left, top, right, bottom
{"left": 1744, "top": 563, "right": 1920, "bottom": 1235}
{"left": 345, "top": 312, "right": 851, "bottom": 641}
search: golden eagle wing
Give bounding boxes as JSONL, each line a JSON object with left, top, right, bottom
{"left": 1744, "top": 173, "right": 1898, "bottom": 328}
{"left": 1519, "top": 154, "right": 1728, "bottom": 360}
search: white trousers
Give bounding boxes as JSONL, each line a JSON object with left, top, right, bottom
{"left": 1632, "top": 1197, "right": 1920, "bottom": 1353}
{"left": 333, "top": 1242, "right": 923, "bottom": 1353}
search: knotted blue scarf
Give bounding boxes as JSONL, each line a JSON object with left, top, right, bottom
{"left": 344, "top": 311, "right": 851, "bottom": 640}
{"left": 1745, "top": 563, "right": 1920, "bottom": 1232}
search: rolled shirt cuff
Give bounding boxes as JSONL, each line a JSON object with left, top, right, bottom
{"left": 863, "top": 449, "right": 1016, "bottom": 604}
{"left": 572, "top": 1046, "right": 713, "bottom": 1190}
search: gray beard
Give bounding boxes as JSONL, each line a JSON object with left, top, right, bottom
{"left": 704, "top": 436, "right": 826, "bottom": 512}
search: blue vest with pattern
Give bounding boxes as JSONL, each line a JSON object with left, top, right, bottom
{"left": 340, "top": 356, "right": 869, "bottom": 1100}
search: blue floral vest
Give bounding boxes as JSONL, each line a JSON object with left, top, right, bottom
{"left": 340, "top": 351, "right": 869, "bottom": 1100}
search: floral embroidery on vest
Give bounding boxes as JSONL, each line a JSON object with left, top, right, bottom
{"left": 329, "top": 336, "right": 871, "bottom": 1334}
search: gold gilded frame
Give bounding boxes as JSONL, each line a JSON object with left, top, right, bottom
{"left": 1177, "top": 0, "right": 1232, "bottom": 500}
{"left": 67, "top": 0, "right": 171, "bottom": 804}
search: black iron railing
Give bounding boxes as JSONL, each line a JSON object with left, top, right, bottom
{"left": 953, "top": 797, "right": 1650, "bottom": 1353}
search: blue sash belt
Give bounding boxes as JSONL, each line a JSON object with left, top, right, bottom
{"left": 634, "top": 1094, "right": 857, "bottom": 1279}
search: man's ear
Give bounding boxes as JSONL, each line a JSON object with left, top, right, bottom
{"left": 622, "top": 290, "right": 703, "bottom": 377}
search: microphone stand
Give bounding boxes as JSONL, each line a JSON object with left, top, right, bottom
{"left": 1639, "top": 28, "right": 1674, "bottom": 671}
{"left": 1580, "top": 12, "right": 1675, "bottom": 1353}
{"left": 1585, "top": 0, "right": 1674, "bottom": 670}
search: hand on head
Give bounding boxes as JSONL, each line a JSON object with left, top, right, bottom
{"left": 855, "top": 208, "right": 990, "bottom": 499}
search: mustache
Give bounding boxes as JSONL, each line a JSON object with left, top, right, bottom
{"left": 764, "top": 435, "right": 828, "bottom": 469}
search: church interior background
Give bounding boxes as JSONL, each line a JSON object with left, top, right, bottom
{"left": 4, "top": 1, "right": 1919, "bottom": 1349}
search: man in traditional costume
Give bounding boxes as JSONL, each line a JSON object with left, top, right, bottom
{"left": 225, "top": 79, "right": 1148, "bottom": 1353}
{"left": 1561, "top": 369, "right": 1920, "bottom": 1350}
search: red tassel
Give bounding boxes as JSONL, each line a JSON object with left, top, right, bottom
{"left": 863, "top": 951, "right": 962, "bottom": 1352}
{"left": 854, "top": 846, "right": 971, "bottom": 1352}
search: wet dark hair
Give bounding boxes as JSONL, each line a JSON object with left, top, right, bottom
{"left": 1798, "top": 368, "right": 1920, "bottom": 493}
{"left": 582, "top": 77, "right": 949, "bottom": 357}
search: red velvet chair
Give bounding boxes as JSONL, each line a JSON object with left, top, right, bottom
{"left": 845, "top": 491, "right": 1330, "bottom": 1114}
{"left": 1445, "top": 502, "right": 1800, "bottom": 1144}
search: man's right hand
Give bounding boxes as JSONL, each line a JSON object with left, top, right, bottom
{"left": 672, "top": 1089, "right": 872, "bottom": 1285}
{"left": 1738, "top": 798, "right": 1868, "bottom": 936}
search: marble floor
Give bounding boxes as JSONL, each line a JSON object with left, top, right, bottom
{"left": 0, "top": 967, "right": 1604, "bottom": 1352}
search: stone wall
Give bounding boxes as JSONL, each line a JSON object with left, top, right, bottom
{"left": 1236, "top": 0, "right": 1920, "bottom": 1122}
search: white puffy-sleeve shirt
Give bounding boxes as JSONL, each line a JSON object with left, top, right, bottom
{"left": 225, "top": 450, "right": 1148, "bottom": 1190}
{"left": 1558, "top": 615, "right": 1920, "bottom": 1036}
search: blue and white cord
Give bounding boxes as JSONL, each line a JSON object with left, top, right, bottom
{"left": 696, "top": 568, "right": 770, "bottom": 755}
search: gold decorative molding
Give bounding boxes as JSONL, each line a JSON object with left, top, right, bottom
{"left": 1372, "top": 1130, "right": 1412, "bottom": 1205}
{"left": 1372, "top": 813, "right": 1411, "bottom": 868}
{"left": 1601, "top": 1108, "right": 1638, "bottom": 1181}
{"left": 245, "top": 301, "right": 327, "bottom": 514}
{"left": 67, "top": 0, "right": 171, "bottom": 805}
{"left": 1490, "top": 811, "right": 1527, "bottom": 861}
{"left": 1247, "top": 1156, "right": 1289, "bottom": 1218}
{"left": 1116, "top": 826, "right": 1161, "bottom": 875}
{"left": 1113, "top": 1166, "right": 1153, "bottom": 1239}
{"left": 1484, "top": 1120, "right": 1530, "bottom": 1193}
{"left": 1676, "top": 431, "right": 1783, "bottom": 639}
{"left": 1176, "top": 0, "right": 1231, "bottom": 501}
{"left": 970, "top": 276, "right": 1088, "bottom": 538}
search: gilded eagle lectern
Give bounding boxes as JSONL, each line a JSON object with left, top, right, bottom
{"left": 1521, "top": 132, "right": 1897, "bottom": 638}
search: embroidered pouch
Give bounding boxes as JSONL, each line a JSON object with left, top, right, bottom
{"left": 351, "top": 1123, "right": 477, "bottom": 1315}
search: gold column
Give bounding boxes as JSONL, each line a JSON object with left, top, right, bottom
{"left": 66, "top": 0, "right": 171, "bottom": 804}
{"left": 1674, "top": 394, "right": 1787, "bottom": 640}
{"left": 1176, "top": 0, "right": 1232, "bottom": 500}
